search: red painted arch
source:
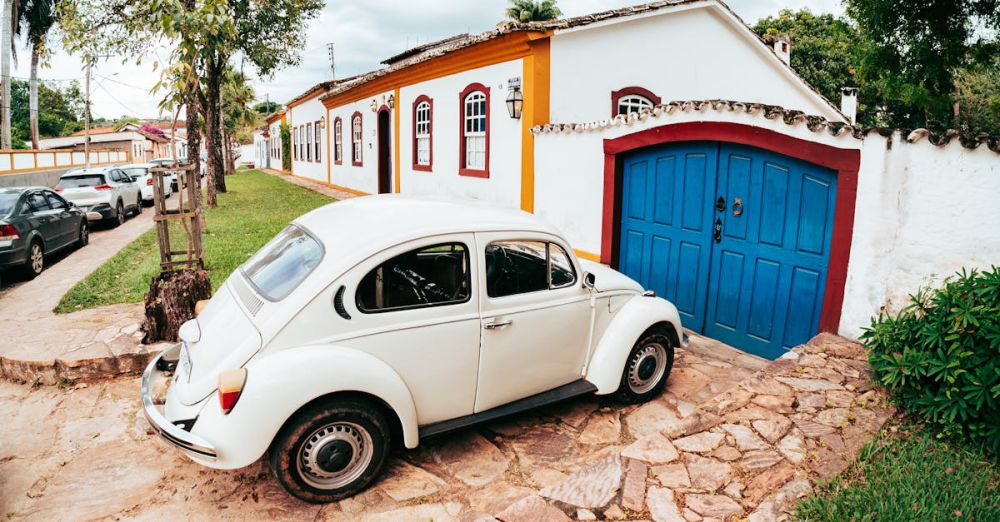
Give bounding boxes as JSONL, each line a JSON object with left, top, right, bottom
{"left": 601, "top": 121, "right": 860, "bottom": 334}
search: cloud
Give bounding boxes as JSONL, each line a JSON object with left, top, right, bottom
{"left": 10, "top": 0, "right": 846, "bottom": 120}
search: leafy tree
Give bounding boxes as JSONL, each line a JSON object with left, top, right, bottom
{"left": 953, "top": 63, "right": 1000, "bottom": 135}
{"left": 253, "top": 100, "right": 281, "bottom": 114}
{"left": 505, "top": 0, "right": 561, "bottom": 23}
{"left": 17, "top": 0, "right": 59, "bottom": 149}
{"left": 114, "top": 115, "right": 140, "bottom": 128}
{"left": 10, "top": 78, "right": 82, "bottom": 146}
{"left": 220, "top": 67, "right": 259, "bottom": 172}
{"left": 753, "top": 10, "right": 869, "bottom": 120}
{"left": 846, "top": 0, "right": 1000, "bottom": 129}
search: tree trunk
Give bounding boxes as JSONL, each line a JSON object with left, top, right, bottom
{"left": 29, "top": 48, "right": 40, "bottom": 149}
{"left": 203, "top": 56, "right": 227, "bottom": 197}
{"left": 225, "top": 131, "right": 236, "bottom": 174}
{"left": 0, "top": 0, "right": 11, "bottom": 150}
{"left": 141, "top": 269, "right": 212, "bottom": 343}
{"left": 186, "top": 74, "right": 207, "bottom": 223}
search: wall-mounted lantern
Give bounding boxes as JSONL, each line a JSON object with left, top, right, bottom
{"left": 506, "top": 76, "right": 523, "bottom": 119}
{"left": 387, "top": 94, "right": 395, "bottom": 110}
{"left": 317, "top": 115, "right": 326, "bottom": 129}
{"left": 370, "top": 99, "right": 378, "bottom": 112}
{"left": 506, "top": 88, "right": 524, "bottom": 119}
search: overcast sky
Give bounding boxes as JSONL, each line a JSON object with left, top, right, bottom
{"left": 9, "top": 0, "right": 843, "bottom": 121}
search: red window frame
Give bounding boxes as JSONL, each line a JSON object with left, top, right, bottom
{"left": 458, "top": 83, "right": 489, "bottom": 178}
{"left": 315, "top": 120, "right": 322, "bottom": 163}
{"left": 610, "top": 86, "right": 662, "bottom": 117}
{"left": 333, "top": 117, "right": 343, "bottom": 165}
{"left": 351, "top": 111, "right": 363, "bottom": 167}
{"left": 412, "top": 95, "right": 433, "bottom": 172}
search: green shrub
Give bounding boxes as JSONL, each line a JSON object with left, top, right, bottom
{"left": 861, "top": 267, "right": 1000, "bottom": 452}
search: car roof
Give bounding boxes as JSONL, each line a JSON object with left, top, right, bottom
{"left": 120, "top": 163, "right": 154, "bottom": 169}
{"left": 0, "top": 186, "right": 48, "bottom": 196}
{"left": 61, "top": 167, "right": 111, "bottom": 176}
{"left": 295, "top": 195, "right": 563, "bottom": 247}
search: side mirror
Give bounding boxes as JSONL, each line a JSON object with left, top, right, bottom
{"left": 583, "top": 272, "right": 596, "bottom": 290}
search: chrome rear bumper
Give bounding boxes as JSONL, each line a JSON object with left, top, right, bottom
{"left": 141, "top": 350, "right": 218, "bottom": 460}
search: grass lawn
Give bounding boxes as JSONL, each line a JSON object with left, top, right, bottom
{"left": 55, "top": 170, "right": 333, "bottom": 313}
{"left": 796, "top": 420, "right": 1000, "bottom": 521}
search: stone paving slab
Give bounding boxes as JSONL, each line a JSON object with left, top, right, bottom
{"left": 0, "top": 335, "right": 763, "bottom": 521}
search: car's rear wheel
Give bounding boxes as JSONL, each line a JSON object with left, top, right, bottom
{"left": 22, "top": 240, "right": 44, "bottom": 279}
{"left": 269, "top": 399, "right": 390, "bottom": 503}
{"left": 134, "top": 198, "right": 143, "bottom": 215}
{"left": 77, "top": 222, "right": 89, "bottom": 247}
{"left": 109, "top": 201, "right": 125, "bottom": 228}
{"left": 613, "top": 328, "right": 675, "bottom": 404}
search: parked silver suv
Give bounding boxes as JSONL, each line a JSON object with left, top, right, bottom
{"left": 55, "top": 167, "right": 143, "bottom": 227}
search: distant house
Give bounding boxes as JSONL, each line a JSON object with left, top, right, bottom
{"left": 38, "top": 122, "right": 182, "bottom": 163}
{"left": 250, "top": 0, "right": 1000, "bottom": 360}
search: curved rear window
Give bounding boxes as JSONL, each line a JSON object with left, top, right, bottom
{"left": 0, "top": 194, "right": 18, "bottom": 216}
{"left": 57, "top": 175, "right": 105, "bottom": 188}
{"left": 241, "top": 224, "right": 323, "bottom": 301}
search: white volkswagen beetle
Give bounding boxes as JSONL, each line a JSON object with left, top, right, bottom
{"left": 142, "top": 196, "right": 686, "bottom": 503}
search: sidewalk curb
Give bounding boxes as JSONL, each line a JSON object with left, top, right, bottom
{"left": 0, "top": 345, "right": 170, "bottom": 385}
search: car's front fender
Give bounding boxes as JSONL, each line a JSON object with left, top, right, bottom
{"left": 585, "top": 295, "right": 684, "bottom": 394}
{"left": 187, "top": 345, "right": 420, "bottom": 469}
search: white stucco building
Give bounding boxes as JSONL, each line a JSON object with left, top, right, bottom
{"left": 251, "top": 0, "right": 1000, "bottom": 359}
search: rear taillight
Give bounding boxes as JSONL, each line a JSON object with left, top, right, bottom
{"left": 95, "top": 184, "right": 112, "bottom": 191}
{"left": 194, "top": 299, "right": 209, "bottom": 316}
{"left": 0, "top": 224, "right": 18, "bottom": 241}
{"left": 53, "top": 187, "right": 64, "bottom": 193}
{"left": 218, "top": 368, "right": 248, "bottom": 415}
{"left": 146, "top": 178, "right": 154, "bottom": 186}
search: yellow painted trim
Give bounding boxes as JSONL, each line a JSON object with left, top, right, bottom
{"left": 574, "top": 249, "right": 601, "bottom": 263}
{"left": 393, "top": 88, "right": 401, "bottom": 193}
{"left": 326, "top": 108, "right": 332, "bottom": 185}
{"left": 520, "top": 37, "right": 550, "bottom": 213}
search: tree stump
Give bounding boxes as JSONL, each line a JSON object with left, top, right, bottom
{"left": 142, "top": 269, "right": 212, "bottom": 343}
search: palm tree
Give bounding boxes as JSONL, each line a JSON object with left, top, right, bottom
{"left": 505, "top": 0, "right": 562, "bottom": 23}
{"left": 18, "top": 0, "right": 57, "bottom": 149}
{"left": 220, "top": 67, "right": 258, "bottom": 174}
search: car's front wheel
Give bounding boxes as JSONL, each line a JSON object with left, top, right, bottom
{"left": 77, "top": 222, "right": 89, "bottom": 248}
{"left": 269, "top": 399, "right": 390, "bottom": 503}
{"left": 613, "top": 328, "right": 675, "bottom": 404}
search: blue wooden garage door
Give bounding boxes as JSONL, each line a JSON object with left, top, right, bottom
{"left": 619, "top": 142, "right": 837, "bottom": 359}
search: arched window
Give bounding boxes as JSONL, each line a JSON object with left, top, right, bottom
{"left": 333, "top": 117, "right": 343, "bottom": 164}
{"left": 611, "top": 86, "right": 662, "bottom": 117}
{"left": 459, "top": 83, "right": 489, "bottom": 178}
{"left": 351, "top": 112, "right": 363, "bottom": 166}
{"left": 413, "top": 96, "right": 432, "bottom": 171}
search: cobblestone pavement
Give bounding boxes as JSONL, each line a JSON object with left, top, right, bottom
{"left": 0, "top": 334, "right": 769, "bottom": 521}
{"left": 262, "top": 169, "right": 362, "bottom": 200}
{"left": 0, "top": 198, "right": 179, "bottom": 384}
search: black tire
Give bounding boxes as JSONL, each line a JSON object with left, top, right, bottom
{"left": 613, "top": 328, "right": 675, "bottom": 404}
{"left": 109, "top": 201, "right": 125, "bottom": 228}
{"left": 134, "top": 199, "right": 143, "bottom": 215}
{"left": 269, "top": 399, "right": 391, "bottom": 503}
{"left": 77, "top": 221, "right": 89, "bottom": 248}
{"left": 22, "top": 240, "right": 44, "bottom": 279}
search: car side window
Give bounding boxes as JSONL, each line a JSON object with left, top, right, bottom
{"left": 25, "top": 193, "right": 51, "bottom": 212}
{"left": 485, "top": 241, "right": 578, "bottom": 298}
{"left": 45, "top": 192, "right": 68, "bottom": 210}
{"left": 356, "top": 242, "right": 471, "bottom": 313}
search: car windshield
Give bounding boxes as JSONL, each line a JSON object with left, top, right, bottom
{"left": 242, "top": 224, "right": 323, "bottom": 300}
{"left": 57, "top": 175, "right": 105, "bottom": 188}
{"left": 123, "top": 168, "right": 147, "bottom": 177}
{"left": 0, "top": 194, "right": 18, "bottom": 215}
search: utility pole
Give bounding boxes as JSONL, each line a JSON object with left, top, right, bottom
{"left": 84, "top": 61, "right": 92, "bottom": 167}
{"left": 327, "top": 43, "right": 335, "bottom": 80}
{"left": 0, "top": 0, "right": 11, "bottom": 150}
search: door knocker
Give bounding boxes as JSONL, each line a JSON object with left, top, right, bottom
{"left": 732, "top": 197, "right": 744, "bottom": 217}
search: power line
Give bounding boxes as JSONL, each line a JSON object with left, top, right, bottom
{"left": 94, "top": 73, "right": 154, "bottom": 92}
{"left": 93, "top": 78, "right": 147, "bottom": 117}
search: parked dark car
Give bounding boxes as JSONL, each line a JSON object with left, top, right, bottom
{"left": 0, "top": 187, "right": 89, "bottom": 280}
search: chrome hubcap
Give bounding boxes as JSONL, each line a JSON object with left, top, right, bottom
{"left": 81, "top": 225, "right": 88, "bottom": 244}
{"left": 30, "top": 245, "right": 42, "bottom": 273}
{"left": 297, "top": 422, "right": 372, "bottom": 490}
{"left": 627, "top": 342, "right": 667, "bottom": 394}
{"left": 117, "top": 205, "right": 124, "bottom": 223}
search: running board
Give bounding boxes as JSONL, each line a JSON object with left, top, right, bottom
{"left": 418, "top": 379, "right": 598, "bottom": 439}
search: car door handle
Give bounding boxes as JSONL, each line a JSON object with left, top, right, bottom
{"left": 483, "top": 319, "right": 512, "bottom": 330}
